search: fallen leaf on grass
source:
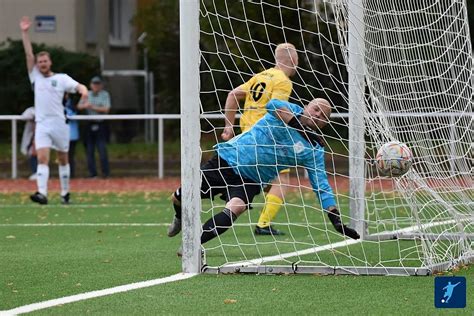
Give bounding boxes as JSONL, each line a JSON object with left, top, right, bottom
{"left": 224, "top": 299, "right": 237, "bottom": 304}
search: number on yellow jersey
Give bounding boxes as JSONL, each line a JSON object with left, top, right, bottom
{"left": 249, "top": 82, "right": 267, "bottom": 102}
{"left": 239, "top": 68, "right": 292, "bottom": 132}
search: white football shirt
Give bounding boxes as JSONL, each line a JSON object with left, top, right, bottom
{"left": 29, "top": 66, "right": 79, "bottom": 123}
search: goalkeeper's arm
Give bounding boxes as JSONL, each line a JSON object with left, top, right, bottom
{"left": 307, "top": 153, "right": 360, "bottom": 240}
{"left": 265, "top": 99, "right": 296, "bottom": 123}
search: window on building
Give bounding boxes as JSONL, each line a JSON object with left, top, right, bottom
{"left": 109, "top": 0, "right": 133, "bottom": 47}
{"left": 85, "top": 0, "right": 97, "bottom": 44}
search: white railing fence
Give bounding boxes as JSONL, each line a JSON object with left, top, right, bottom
{"left": 1, "top": 112, "right": 470, "bottom": 179}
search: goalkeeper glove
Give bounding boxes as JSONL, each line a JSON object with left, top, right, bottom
{"left": 327, "top": 209, "right": 360, "bottom": 240}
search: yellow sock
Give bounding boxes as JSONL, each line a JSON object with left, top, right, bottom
{"left": 257, "top": 194, "right": 283, "bottom": 228}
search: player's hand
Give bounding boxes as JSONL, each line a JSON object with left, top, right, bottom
{"left": 327, "top": 209, "right": 360, "bottom": 240}
{"left": 20, "top": 16, "right": 32, "bottom": 32}
{"left": 221, "top": 126, "right": 234, "bottom": 141}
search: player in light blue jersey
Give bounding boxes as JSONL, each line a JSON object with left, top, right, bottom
{"left": 168, "top": 98, "right": 359, "bottom": 249}
{"left": 216, "top": 99, "right": 336, "bottom": 210}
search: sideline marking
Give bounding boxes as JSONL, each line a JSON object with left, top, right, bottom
{"left": 0, "top": 273, "right": 196, "bottom": 315}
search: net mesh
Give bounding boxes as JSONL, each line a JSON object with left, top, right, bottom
{"left": 197, "top": 0, "right": 473, "bottom": 275}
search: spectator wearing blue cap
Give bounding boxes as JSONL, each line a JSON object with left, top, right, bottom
{"left": 77, "top": 76, "right": 111, "bottom": 178}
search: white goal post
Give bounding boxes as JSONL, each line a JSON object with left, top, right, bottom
{"left": 180, "top": 0, "right": 474, "bottom": 275}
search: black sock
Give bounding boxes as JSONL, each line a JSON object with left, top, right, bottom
{"left": 201, "top": 208, "right": 237, "bottom": 244}
{"left": 173, "top": 188, "right": 182, "bottom": 219}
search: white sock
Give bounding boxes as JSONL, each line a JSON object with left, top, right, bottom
{"left": 59, "top": 164, "right": 70, "bottom": 196}
{"left": 36, "top": 164, "right": 49, "bottom": 196}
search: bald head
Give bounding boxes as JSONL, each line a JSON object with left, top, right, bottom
{"left": 274, "top": 43, "right": 298, "bottom": 77}
{"left": 301, "top": 98, "right": 332, "bottom": 130}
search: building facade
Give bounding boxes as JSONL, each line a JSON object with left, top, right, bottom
{"left": 0, "top": 0, "right": 140, "bottom": 112}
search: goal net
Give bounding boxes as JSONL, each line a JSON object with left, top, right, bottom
{"left": 188, "top": 0, "right": 473, "bottom": 275}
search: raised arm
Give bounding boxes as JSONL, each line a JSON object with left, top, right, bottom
{"left": 221, "top": 87, "right": 246, "bottom": 141}
{"left": 20, "top": 16, "right": 34, "bottom": 73}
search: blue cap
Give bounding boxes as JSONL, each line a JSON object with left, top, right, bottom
{"left": 91, "top": 76, "right": 102, "bottom": 84}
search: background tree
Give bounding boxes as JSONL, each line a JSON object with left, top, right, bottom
{"left": 134, "top": 0, "right": 347, "bottom": 116}
{"left": 134, "top": 0, "right": 473, "bottom": 140}
{"left": 133, "top": 1, "right": 180, "bottom": 115}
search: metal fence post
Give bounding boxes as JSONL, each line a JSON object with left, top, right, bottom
{"left": 158, "top": 117, "right": 164, "bottom": 179}
{"left": 11, "top": 119, "right": 17, "bottom": 179}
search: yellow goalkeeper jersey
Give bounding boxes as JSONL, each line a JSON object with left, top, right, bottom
{"left": 239, "top": 68, "right": 292, "bottom": 132}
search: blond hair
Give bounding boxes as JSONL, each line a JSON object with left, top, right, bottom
{"left": 274, "top": 43, "right": 298, "bottom": 73}
{"left": 275, "top": 43, "right": 296, "bottom": 62}
{"left": 35, "top": 51, "right": 51, "bottom": 59}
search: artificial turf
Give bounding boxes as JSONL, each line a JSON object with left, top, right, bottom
{"left": 0, "top": 192, "right": 472, "bottom": 314}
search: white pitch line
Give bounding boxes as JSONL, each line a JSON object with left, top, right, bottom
{"left": 224, "top": 219, "right": 460, "bottom": 267}
{"left": 224, "top": 239, "right": 361, "bottom": 267}
{"left": 0, "top": 204, "right": 157, "bottom": 208}
{"left": 0, "top": 222, "right": 327, "bottom": 228}
{"left": 0, "top": 273, "right": 197, "bottom": 316}
{"left": 0, "top": 223, "right": 169, "bottom": 227}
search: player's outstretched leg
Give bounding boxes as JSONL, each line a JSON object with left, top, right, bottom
{"left": 200, "top": 208, "right": 237, "bottom": 244}
{"left": 168, "top": 188, "right": 182, "bottom": 237}
{"left": 177, "top": 208, "right": 236, "bottom": 259}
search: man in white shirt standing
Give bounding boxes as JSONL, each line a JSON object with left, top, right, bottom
{"left": 20, "top": 16, "right": 88, "bottom": 205}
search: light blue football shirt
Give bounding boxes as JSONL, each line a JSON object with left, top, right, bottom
{"left": 216, "top": 99, "right": 336, "bottom": 210}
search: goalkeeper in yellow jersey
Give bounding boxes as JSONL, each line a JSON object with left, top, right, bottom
{"left": 221, "top": 43, "right": 298, "bottom": 236}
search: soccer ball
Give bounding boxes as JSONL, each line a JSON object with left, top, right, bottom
{"left": 375, "top": 141, "right": 413, "bottom": 177}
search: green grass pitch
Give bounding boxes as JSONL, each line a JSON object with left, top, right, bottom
{"left": 0, "top": 192, "right": 472, "bottom": 314}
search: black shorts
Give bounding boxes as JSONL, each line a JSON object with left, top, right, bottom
{"left": 200, "top": 155, "right": 262, "bottom": 207}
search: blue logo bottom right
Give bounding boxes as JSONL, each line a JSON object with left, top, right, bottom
{"left": 434, "top": 276, "right": 466, "bottom": 308}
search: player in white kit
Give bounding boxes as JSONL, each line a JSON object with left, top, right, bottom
{"left": 20, "top": 16, "right": 88, "bottom": 205}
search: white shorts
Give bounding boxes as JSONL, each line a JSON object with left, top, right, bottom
{"left": 35, "top": 120, "right": 70, "bottom": 152}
